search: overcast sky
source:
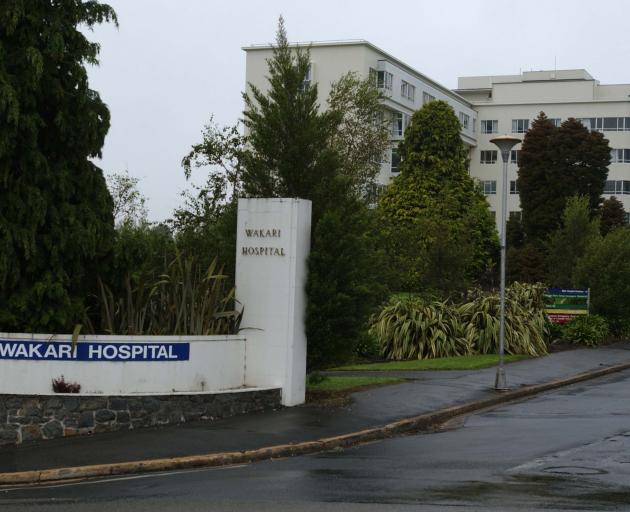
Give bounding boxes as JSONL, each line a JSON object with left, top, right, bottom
{"left": 87, "top": 0, "right": 630, "bottom": 221}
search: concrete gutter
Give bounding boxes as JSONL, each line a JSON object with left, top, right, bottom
{"left": 2, "top": 361, "right": 630, "bottom": 487}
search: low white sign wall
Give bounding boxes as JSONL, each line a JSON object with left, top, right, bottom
{"left": 0, "top": 333, "right": 246, "bottom": 395}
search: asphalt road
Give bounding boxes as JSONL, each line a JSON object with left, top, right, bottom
{"left": 3, "top": 370, "right": 630, "bottom": 511}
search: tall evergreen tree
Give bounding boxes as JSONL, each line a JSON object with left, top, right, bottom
{"left": 0, "top": 1, "right": 117, "bottom": 332}
{"left": 600, "top": 196, "right": 627, "bottom": 236}
{"left": 378, "top": 100, "right": 499, "bottom": 293}
{"left": 241, "top": 17, "right": 341, "bottom": 220}
{"left": 518, "top": 113, "right": 610, "bottom": 242}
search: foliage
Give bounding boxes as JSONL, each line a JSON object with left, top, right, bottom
{"left": 507, "top": 243, "right": 548, "bottom": 284}
{"left": 574, "top": 227, "right": 630, "bottom": 330}
{"left": 327, "top": 72, "right": 390, "bottom": 196}
{"left": 52, "top": 376, "right": 81, "bottom": 394}
{"left": 331, "top": 354, "right": 529, "bottom": 372}
{"left": 458, "top": 283, "right": 548, "bottom": 357}
{"left": 518, "top": 113, "right": 610, "bottom": 242}
{"left": 306, "top": 200, "right": 388, "bottom": 370}
{"left": 600, "top": 196, "right": 627, "bottom": 236}
{"left": 546, "top": 196, "right": 601, "bottom": 287}
{"left": 353, "top": 331, "right": 382, "bottom": 361}
{"left": 371, "top": 283, "right": 548, "bottom": 361}
{"left": 378, "top": 100, "right": 498, "bottom": 293}
{"left": 0, "top": 1, "right": 117, "bottom": 332}
{"left": 371, "top": 296, "right": 473, "bottom": 360}
{"left": 96, "top": 253, "right": 242, "bottom": 335}
{"left": 106, "top": 170, "right": 148, "bottom": 227}
{"left": 561, "top": 314, "right": 609, "bottom": 347}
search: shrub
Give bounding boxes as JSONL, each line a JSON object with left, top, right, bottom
{"left": 371, "top": 283, "right": 548, "bottom": 361}
{"left": 96, "top": 253, "right": 241, "bottom": 335}
{"left": 459, "top": 283, "right": 548, "bottom": 356}
{"left": 371, "top": 297, "right": 472, "bottom": 360}
{"left": 574, "top": 227, "right": 630, "bottom": 332}
{"left": 561, "top": 315, "right": 609, "bottom": 347}
{"left": 52, "top": 376, "right": 81, "bottom": 394}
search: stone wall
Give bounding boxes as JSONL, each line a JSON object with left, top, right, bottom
{"left": 0, "top": 389, "right": 281, "bottom": 446}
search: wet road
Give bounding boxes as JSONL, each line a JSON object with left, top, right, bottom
{"left": 3, "top": 370, "right": 630, "bottom": 511}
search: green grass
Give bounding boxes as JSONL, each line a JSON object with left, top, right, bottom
{"left": 330, "top": 354, "right": 530, "bottom": 372}
{"left": 306, "top": 376, "right": 406, "bottom": 393}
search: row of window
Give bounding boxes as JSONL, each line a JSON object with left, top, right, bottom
{"left": 480, "top": 179, "right": 630, "bottom": 196}
{"left": 579, "top": 117, "right": 630, "bottom": 132}
{"left": 611, "top": 149, "right": 630, "bottom": 163}
{"left": 479, "top": 150, "right": 521, "bottom": 164}
{"left": 480, "top": 148, "right": 630, "bottom": 165}
{"left": 480, "top": 117, "right": 630, "bottom": 134}
{"left": 604, "top": 180, "right": 630, "bottom": 195}
{"left": 479, "top": 180, "right": 520, "bottom": 195}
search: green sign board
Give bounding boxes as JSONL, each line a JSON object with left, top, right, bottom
{"left": 543, "top": 288, "right": 589, "bottom": 324}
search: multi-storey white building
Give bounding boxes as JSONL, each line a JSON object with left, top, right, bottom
{"left": 243, "top": 41, "right": 476, "bottom": 185}
{"left": 243, "top": 41, "right": 630, "bottom": 227}
{"left": 456, "top": 69, "right": 630, "bottom": 222}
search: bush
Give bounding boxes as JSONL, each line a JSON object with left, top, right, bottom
{"left": 371, "top": 297, "right": 473, "bottom": 360}
{"left": 306, "top": 199, "right": 388, "bottom": 370}
{"left": 561, "top": 315, "right": 609, "bottom": 347}
{"left": 52, "top": 376, "right": 81, "bottom": 394}
{"left": 574, "top": 227, "right": 630, "bottom": 331}
{"left": 458, "top": 283, "right": 548, "bottom": 357}
{"left": 370, "top": 283, "right": 548, "bottom": 361}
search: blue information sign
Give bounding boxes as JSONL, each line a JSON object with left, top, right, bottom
{"left": 0, "top": 340, "right": 189, "bottom": 362}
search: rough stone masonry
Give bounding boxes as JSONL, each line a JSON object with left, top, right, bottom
{"left": 0, "top": 389, "right": 280, "bottom": 446}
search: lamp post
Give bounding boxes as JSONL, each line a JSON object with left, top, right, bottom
{"left": 489, "top": 135, "right": 521, "bottom": 391}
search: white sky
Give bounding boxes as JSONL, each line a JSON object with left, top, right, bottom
{"left": 87, "top": 0, "right": 630, "bottom": 221}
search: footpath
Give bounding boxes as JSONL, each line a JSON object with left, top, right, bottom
{"left": 1, "top": 343, "right": 630, "bottom": 484}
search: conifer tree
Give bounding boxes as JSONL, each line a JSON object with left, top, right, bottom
{"left": 518, "top": 113, "right": 610, "bottom": 242}
{"left": 600, "top": 196, "right": 627, "bottom": 236}
{"left": 0, "top": 1, "right": 117, "bottom": 332}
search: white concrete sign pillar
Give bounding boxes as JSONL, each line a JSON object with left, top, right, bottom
{"left": 235, "top": 198, "right": 312, "bottom": 406}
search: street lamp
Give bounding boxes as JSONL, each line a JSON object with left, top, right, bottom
{"left": 489, "top": 135, "right": 521, "bottom": 391}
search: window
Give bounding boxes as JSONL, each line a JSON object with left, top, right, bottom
{"left": 510, "top": 180, "right": 519, "bottom": 194}
{"left": 512, "top": 119, "right": 529, "bottom": 133}
{"left": 604, "top": 180, "right": 630, "bottom": 195}
{"left": 459, "top": 112, "right": 470, "bottom": 130}
{"left": 391, "top": 147, "right": 401, "bottom": 173}
{"left": 509, "top": 211, "right": 522, "bottom": 221}
{"left": 392, "top": 112, "right": 404, "bottom": 137}
{"left": 472, "top": 117, "right": 477, "bottom": 133}
{"left": 376, "top": 70, "right": 393, "bottom": 91}
{"left": 480, "top": 180, "right": 497, "bottom": 195}
{"left": 510, "top": 150, "right": 521, "bottom": 164}
{"left": 611, "top": 149, "right": 630, "bottom": 163}
{"left": 422, "top": 91, "right": 435, "bottom": 105}
{"left": 481, "top": 120, "right": 498, "bottom": 134}
{"left": 302, "top": 63, "right": 312, "bottom": 89}
{"left": 401, "top": 80, "right": 415, "bottom": 101}
{"left": 549, "top": 118, "right": 561, "bottom": 127}
{"left": 480, "top": 150, "right": 498, "bottom": 164}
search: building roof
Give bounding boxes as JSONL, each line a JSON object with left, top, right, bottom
{"left": 243, "top": 39, "right": 473, "bottom": 108}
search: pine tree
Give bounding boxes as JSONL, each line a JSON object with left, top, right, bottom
{"left": 378, "top": 100, "right": 499, "bottom": 293}
{"left": 600, "top": 196, "right": 627, "bottom": 236}
{"left": 518, "top": 113, "right": 610, "bottom": 242}
{"left": 241, "top": 16, "right": 340, "bottom": 220}
{"left": 0, "top": 1, "right": 117, "bottom": 332}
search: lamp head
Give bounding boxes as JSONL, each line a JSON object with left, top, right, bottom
{"left": 490, "top": 135, "right": 521, "bottom": 161}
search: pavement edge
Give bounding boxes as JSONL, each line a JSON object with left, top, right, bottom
{"left": 3, "top": 361, "right": 630, "bottom": 487}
